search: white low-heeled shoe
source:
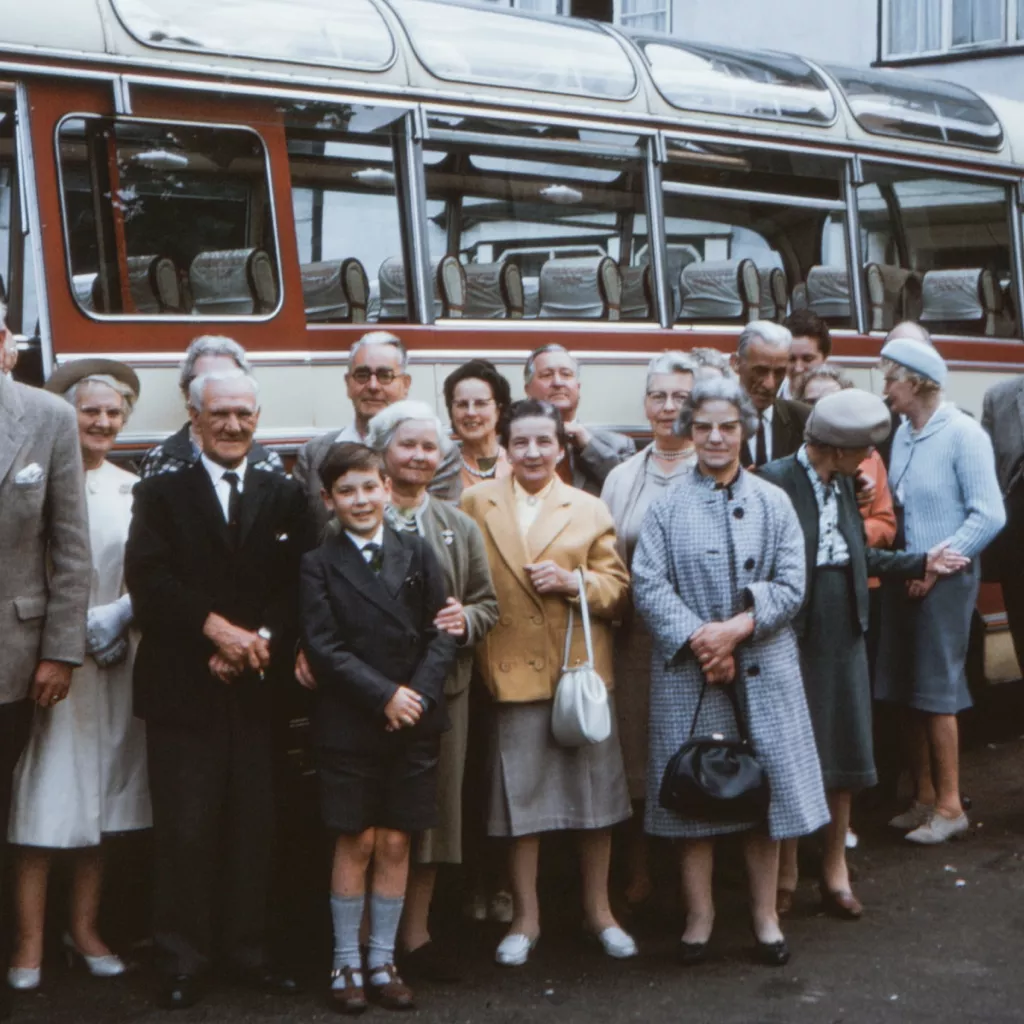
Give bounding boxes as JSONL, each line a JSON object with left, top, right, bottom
{"left": 7, "top": 966, "right": 41, "bottom": 991}
{"left": 593, "top": 926, "right": 638, "bottom": 960}
{"left": 62, "top": 934, "right": 127, "bottom": 978}
{"left": 495, "top": 933, "right": 538, "bottom": 967}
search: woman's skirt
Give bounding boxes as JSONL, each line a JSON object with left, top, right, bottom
{"left": 799, "top": 567, "right": 877, "bottom": 791}
{"left": 613, "top": 616, "right": 653, "bottom": 802}
{"left": 486, "top": 696, "right": 631, "bottom": 838}
{"left": 874, "top": 566, "right": 978, "bottom": 715}
{"left": 415, "top": 687, "right": 469, "bottom": 865}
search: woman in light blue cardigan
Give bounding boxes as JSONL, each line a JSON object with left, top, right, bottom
{"left": 875, "top": 336, "right": 1005, "bottom": 845}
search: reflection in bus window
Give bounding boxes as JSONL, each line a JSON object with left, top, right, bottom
{"left": 422, "top": 125, "right": 653, "bottom": 321}
{"left": 58, "top": 117, "right": 278, "bottom": 319}
{"left": 857, "top": 166, "right": 1015, "bottom": 337}
{"left": 661, "top": 140, "right": 848, "bottom": 327}
{"left": 285, "top": 103, "right": 407, "bottom": 323}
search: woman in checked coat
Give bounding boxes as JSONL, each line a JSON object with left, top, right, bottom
{"left": 632, "top": 376, "right": 828, "bottom": 968}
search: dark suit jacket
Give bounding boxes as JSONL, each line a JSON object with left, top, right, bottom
{"left": 125, "top": 462, "right": 314, "bottom": 727}
{"left": 299, "top": 525, "right": 456, "bottom": 752}
{"left": 746, "top": 398, "right": 811, "bottom": 467}
{"left": 981, "top": 376, "right": 1024, "bottom": 579}
{"left": 760, "top": 455, "right": 925, "bottom": 638}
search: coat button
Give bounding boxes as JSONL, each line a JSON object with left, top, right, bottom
{"left": 747, "top": 665, "right": 760, "bottom": 677}
{"left": 500, "top": 661, "right": 511, "bottom": 672}
{"left": 534, "top": 658, "right": 545, "bottom": 671}
{"left": 532, "top": 615, "right": 543, "bottom": 625}
{"left": 733, "top": 507, "right": 745, "bottom": 519}
{"left": 744, "top": 557, "right": 755, "bottom": 571}
{"left": 501, "top": 614, "right": 513, "bottom": 626}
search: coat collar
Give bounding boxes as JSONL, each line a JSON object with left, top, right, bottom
{"left": 187, "top": 459, "right": 272, "bottom": 550}
{"left": 0, "top": 373, "right": 27, "bottom": 488}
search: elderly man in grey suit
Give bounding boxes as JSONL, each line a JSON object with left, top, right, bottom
{"left": 0, "top": 337, "right": 91, "bottom": 1009}
{"left": 523, "top": 343, "right": 635, "bottom": 495}
{"left": 293, "top": 331, "right": 461, "bottom": 531}
{"left": 982, "top": 374, "right": 1024, "bottom": 672}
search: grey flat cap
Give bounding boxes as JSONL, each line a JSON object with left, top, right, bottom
{"left": 805, "top": 389, "right": 892, "bottom": 448}
{"left": 880, "top": 336, "right": 947, "bottom": 386}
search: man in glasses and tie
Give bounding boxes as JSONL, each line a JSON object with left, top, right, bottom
{"left": 125, "top": 369, "right": 314, "bottom": 1010}
{"left": 294, "top": 332, "right": 462, "bottom": 529}
{"left": 731, "top": 321, "right": 810, "bottom": 470}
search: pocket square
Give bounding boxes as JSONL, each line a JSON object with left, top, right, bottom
{"left": 14, "top": 463, "right": 44, "bottom": 485}
{"left": 276, "top": 532, "right": 289, "bottom": 542}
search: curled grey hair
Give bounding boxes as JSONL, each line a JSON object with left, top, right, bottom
{"left": 349, "top": 330, "right": 408, "bottom": 372}
{"left": 178, "top": 335, "right": 252, "bottom": 396}
{"left": 364, "top": 399, "right": 454, "bottom": 458}
{"left": 736, "top": 320, "right": 793, "bottom": 360}
{"left": 187, "top": 369, "right": 261, "bottom": 412}
{"left": 794, "top": 363, "right": 853, "bottom": 401}
{"left": 884, "top": 321, "right": 933, "bottom": 347}
{"left": 879, "top": 357, "right": 942, "bottom": 396}
{"left": 646, "top": 351, "right": 697, "bottom": 391}
{"left": 675, "top": 375, "right": 759, "bottom": 442}
{"left": 63, "top": 374, "right": 137, "bottom": 420}
{"left": 524, "top": 343, "right": 579, "bottom": 385}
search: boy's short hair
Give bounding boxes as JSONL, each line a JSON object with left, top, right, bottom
{"left": 319, "top": 442, "right": 385, "bottom": 492}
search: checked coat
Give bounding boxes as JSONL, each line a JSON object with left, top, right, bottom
{"left": 632, "top": 466, "right": 829, "bottom": 841}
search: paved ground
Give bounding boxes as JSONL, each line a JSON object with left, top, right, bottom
{"left": 9, "top": 687, "right": 1024, "bottom": 1024}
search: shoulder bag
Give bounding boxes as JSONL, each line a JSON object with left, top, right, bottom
{"left": 551, "top": 569, "right": 612, "bottom": 748}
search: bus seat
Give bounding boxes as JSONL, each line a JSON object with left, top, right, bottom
{"left": 127, "top": 255, "right": 186, "bottom": 314}
{"left": 920, "top": 268, "right": 1000, "bottom": 336}
{"left": 538, "top": 256, "right": 622, "bottom": 320}
{"left": 462, "top": 263, "right": 524, "bottom": 319}
{"left": 72, "top": 273, "right": 99, "bottom": 313}
{"left": 377, "top": 256, "right": 442, "bottom": 321}
{"left": 523, "top": 277, "right": 540, "bottom": 318}
{"left": 757, "top": 267, "right": 788, "bottom": 322}
{"left": 300, "top": 258, "right": 369, "bottom": 323}
{"left": 190, "top": 248, "right": 278, "bottom": 315}
{"left": 805, "top": 266, "right": 850, "bottom": 323}
{"left": 437, "top": 256, "right": 467, "bottom": 318}
{"left": 620, "top": 265, "right": 653, "bottom": 320}
{"left": 678, "top": 259, "right": 759, "bottom": 323}
{"left": 864, "top": 263, "right": 922, "bottom": 331}
{"left": 791, "top": 280, "right": 808, "bottom": 311}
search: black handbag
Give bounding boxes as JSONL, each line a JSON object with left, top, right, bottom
{"left": 659, "top": 681, "right": 770, "bottom": 824}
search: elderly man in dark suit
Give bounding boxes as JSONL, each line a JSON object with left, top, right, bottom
{"left": 0, "top": 345, "right": 91, "bottom": 1011}
{"left": 731, "top": 320, "right": 810, "bottom": 468}
{"left": 982, "top": 373, "right": 1024, "bottom": 673}
{"left": 126, "top": 369, "right": 314, "bottom": 1011}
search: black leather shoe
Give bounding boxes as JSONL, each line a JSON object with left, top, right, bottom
{"left": 399, "top": 941, "right": 462, "bottom": 983}
{"left": 753, "top": 937, "right": 791, "bottom": 967}
{"left": 677, "top": 940, "right": 710, "bottom": 966}
{"left": 231, "top": 966, "right": 300, "bottom": 996}
{"left": 159, "top": 974, "right": 202, "bottom": 1010}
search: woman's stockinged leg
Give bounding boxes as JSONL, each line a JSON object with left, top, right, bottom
{"left": 678, "top": 839, "right": 715, "bottom": 944}
{"left": 507, "top": 835, "right": 541, "bottom": 938}
{"left": 909, "top": 711, "right": 937, "bottom": 806}
{"left": 10, "top": 848, "right": 50, "bottom": 970}
{"left": 69, "top": 847, "right": 114, "bottom": 958}
{"left": 744, "top": 833, "right": 783, "bottom": 945}
{"left": 777, "top": 838, "right": 799, "bottom": 893}
{"left": 578, "top": 829, "right": 618, "bottom": 933}
{"left": 822, "top": 790, "right": 852, "bottom": 893}
{"left": 399, "top": 864, "right": 436, "bottom": 953}
{"left": 928, "top": 714, "right": 964, "bottom": 819}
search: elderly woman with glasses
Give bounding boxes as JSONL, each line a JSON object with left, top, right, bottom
{"left": 7, "top": 360, "right": 150, "bottom": 992}
{"left": 632, "top": 376, "right": 828, "bottom": 968}
{"left": 601, "top": 352, "right": 697, "bottom": 910}
{"left": 362, "top": 400, "right": 499, "bottom": 982}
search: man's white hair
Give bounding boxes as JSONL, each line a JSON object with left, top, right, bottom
{"left": 178, "top": 335, "right": 252, "bottom": 395}
{"left": 348, "top": 330, "right": 408, "bottom": 372}
{"left": 646, "top": 351, "right": 697, "bottom": 390}
{"left": 736, "top": 320, "right": 793, "bottom": 360}
{"left": 365, "top": 399, "right": 454, "bottom": 457}
{"left": 188, "top": 369, "right": 260, "bottom": 412}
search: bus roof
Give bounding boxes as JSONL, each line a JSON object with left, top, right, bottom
{"left": 4, "top": 0, "right": 1022, "bottom": 169}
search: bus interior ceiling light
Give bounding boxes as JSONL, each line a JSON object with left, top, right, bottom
{"left": 131, "top": 148, "right": 190, "bottom": 170}
{"left": 540, "top": 184, "right": 584, "bottom": 205}
{"left": 352, "top": 168, "right": 396, "bottom": 188}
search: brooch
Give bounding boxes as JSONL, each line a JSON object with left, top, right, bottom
{"left": 441, "top": 529, "right": 454, "bottom": 546}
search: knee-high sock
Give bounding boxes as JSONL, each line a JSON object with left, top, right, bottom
{"left": 367, "top": 893, "right": 405, "bottom": 977}
{"left": 330, "top": 894, "right": 364, "bottom": 975}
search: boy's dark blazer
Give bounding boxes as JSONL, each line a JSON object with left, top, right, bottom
{"left": 300, "top": 523, "right": 457, "bottom": 752}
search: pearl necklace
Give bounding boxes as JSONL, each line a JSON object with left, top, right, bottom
{"left": 652, "top": 447, "right": 692, "bottom": 461}
{"left": 463, "top": 448, "right": 504, "bottom": 479}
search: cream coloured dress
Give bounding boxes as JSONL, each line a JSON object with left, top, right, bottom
{"left": 9, "top": 461, "right": 151, "bottom": 848}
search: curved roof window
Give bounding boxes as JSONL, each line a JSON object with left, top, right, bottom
{"left": 387, "top": 0, "right": 637, "bottom": 100}
{"left": 828, "top": 65, "right": 1003, "bottom": 151}
{"left": 110, "top": 0, "right": 396, "bottom": 71}
{"left": 633, "top": 37, "right": 836, "bottom": 125}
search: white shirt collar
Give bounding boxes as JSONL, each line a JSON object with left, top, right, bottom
{"left": 334, "top": 423, "right": 366, "bottom": 444}
{"left": 345, "top": 525, "right": 384, "bottom": 551}
{"left": 761, "top": 403, "right": 775, "bottom": 424}
{"left": 200, "top": 452, "right": 247, "bottom": 488}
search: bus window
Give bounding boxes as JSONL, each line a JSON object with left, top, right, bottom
{"left": 661, "top": 139, "right": 849, "bottom": 327}
{"left": 57, "top": 117, "right": 279, "bottom": 319}
{"left": 858, "top": 165, "right": 1015, "bottom": 337}
{"left": 422, "top": 120, "right": 653, "bottom": 322}
{"left": 284, "top": 103, "right": 408, "bottom": 324}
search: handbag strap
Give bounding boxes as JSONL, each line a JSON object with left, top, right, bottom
{"left": 562, "top": 568, "right": 595, "bottom": 671}
{"left": 687, "top": 680, "right": 752, "bottom": 744}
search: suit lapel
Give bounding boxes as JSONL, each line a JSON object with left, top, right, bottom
{"left": 483, "top": 478, "right": 542, "bottom": 611}
{"left": 786, "top": 460, "right": 820, "bottom": 574}
{"left": 238, "top": 468, "right": 270, "bottom": 547}
{"left": 772, "top": 401, "right": 792, "bottom": 459}
{"left": 526, "top": 480, "right": 574, "bottom": 560}
{"left": 188, "top": 462, "right": 233, "bottom": 550}
{"left": 0, "top": 375, "right": 27, "bottom": 488}
{"left": 326, "top": 529, "right": 412, "bottom": 628}
{"left": 379, "top": 525, "right": 414, "bottom": 599}
{"left": 837, "top": 476, "right": 866, "bottom": 558}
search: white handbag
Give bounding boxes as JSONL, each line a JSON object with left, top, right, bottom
{"left": 551, "top": 569, "right": 612, "bottom": 748}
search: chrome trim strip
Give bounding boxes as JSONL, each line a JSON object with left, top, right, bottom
{"left": 1010, "top": 183, "right": 1024, "bottom": 339}
{"left": 662, "top": 179, "right": 844, "bottom": 211}
{"left": 400, "top": 109, "right": 432, "bottom": 325}
{"left": 426, "top": 127, "right": 643, "bottom": 160}
{"left": 843, "top": 161, "right": 867, "bottom": 334}
{"left": 644, "top": 134, "right": 672, "bottom": 329}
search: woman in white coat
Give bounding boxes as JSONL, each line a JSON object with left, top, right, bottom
{"left": 7, "top": 359, "right": 150, "bottom": 991}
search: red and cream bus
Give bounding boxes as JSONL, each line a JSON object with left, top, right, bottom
{"left": 2, "top": 0, "right": 1022, "bottom": 675}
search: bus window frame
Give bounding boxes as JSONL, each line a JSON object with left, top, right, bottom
{"left": 53, "top": 111, "right": 286, "bottom": 324}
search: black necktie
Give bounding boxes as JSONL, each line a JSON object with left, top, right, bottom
{"left": 363, "top": 542, "right": 383, "bottom": 575}
{"left": 755, "top": 414, "right": 768, "bottom": 468}
{"left": 222, "top": 471, "right": 241, "bottom": 540}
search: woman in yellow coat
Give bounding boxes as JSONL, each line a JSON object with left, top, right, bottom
{"left": 460, "top": 399, "right": 634, "bottom": 968}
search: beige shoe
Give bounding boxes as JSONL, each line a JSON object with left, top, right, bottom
{"left": 905, "top": 812, "right": 969, "bottom": 845}
{"left": 888, "top": 801, "right": 934, "bottom": 830}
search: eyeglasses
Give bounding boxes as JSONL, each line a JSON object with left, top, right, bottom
{"left": 646, "top": 391, "right": 691, "bottom": 408}
{"left": 350, "top": 366, "right": 399, "bottom": 385}
{"left": 452, "top": 398, "right": 496, "bottom": 413}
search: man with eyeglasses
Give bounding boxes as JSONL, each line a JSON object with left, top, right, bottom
{"left": 522, "top": 343, "right": 635, "bottom": 496}
{"left": 293, "top": 331, "right": 461, "bottom": 529}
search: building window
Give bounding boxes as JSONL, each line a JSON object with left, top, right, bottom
{"left": 480, "top": 0, "right": 570, "bottom": 13}
{"left": 883, "top": 0, "right": 1022, "bottom": 58}
{"left": 616, "top": 0, "right": 670, "bottom": 32}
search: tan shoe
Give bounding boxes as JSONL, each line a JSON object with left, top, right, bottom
{"left": 905, "top": 811, "right": 969, "bottom": 845}
{"left": 888, "top": 801, "right": 934, "bottom": 830}
{"left": 367, "top": 964, "right": 414, "bottom": 1011}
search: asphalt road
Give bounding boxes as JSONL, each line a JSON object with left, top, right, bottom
{"left": 9, "top": 689, "right": 1024, "bottom": 1024}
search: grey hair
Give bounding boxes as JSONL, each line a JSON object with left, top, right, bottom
{"left": 524, "top": 343, "right": 579, "bottom": 385}
{"left": 794, "top": 363, "right": 853, "bottom": 401}
{"left": 879, "top": 357, "right": 941, "bottom": 396}
{"left": 365, "top": 399, "right": 454, "bottom": 457}
{"left": 63, "top": 374, "right": 137, "bottom": 420}
{"left": 187, "top": 369, "right": 260, "bottom": 412}
{"left": 646, "top": 351, "right": 697, "bottom": 390}
{"left": 675, "top": 375, "right": 759, "bottom": 442}
{"left": 178, "top": 335, "right": 252, "bottom": 396}
{"left": 349, "top": 330, "right": 408, "bottom": 372}
{"left": 736, "top": 320, "right": 793, "bottom": 360}
{"left": 884, "top": 321, "right": 933, "bottom": 347}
